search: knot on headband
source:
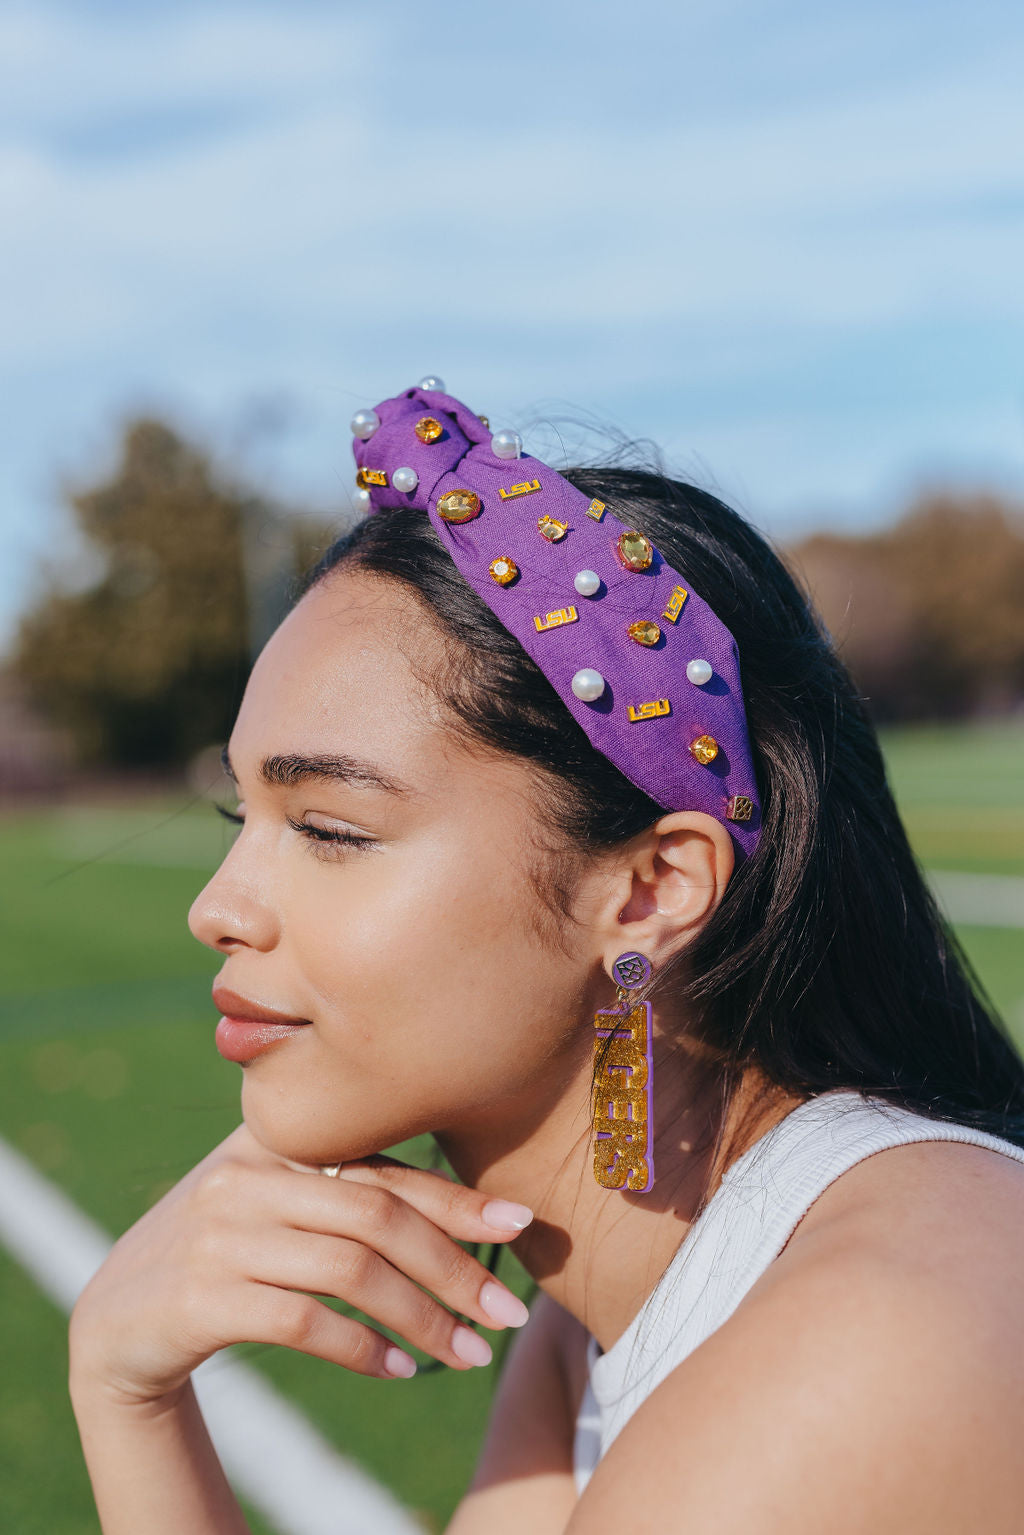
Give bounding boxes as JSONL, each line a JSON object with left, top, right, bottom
{"left": 350, "top": 380, "right": 761, "bottom": 860}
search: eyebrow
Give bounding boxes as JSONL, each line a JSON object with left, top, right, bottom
{"left": 220, "top": 745, "right": 414, "bottom": 797}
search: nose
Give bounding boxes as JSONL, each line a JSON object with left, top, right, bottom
{"left": 188, "top": 852, "right": 279, "bottom": 955}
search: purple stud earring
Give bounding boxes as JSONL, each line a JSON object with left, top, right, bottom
{"left": 591, "top": 951, "right": 655, "bottom": 1193}
{"left": 611, "top": 951, "right": 653, "bottom": 991}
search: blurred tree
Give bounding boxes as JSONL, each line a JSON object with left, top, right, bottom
{"left": 789, "top": 492, "right": 1024, "bottom": 721}
{"left": 18, "top": 423, "right": 1023, "bottom": 764}
{"left": 14, "top": 418, "right": 329, "bottom": 767}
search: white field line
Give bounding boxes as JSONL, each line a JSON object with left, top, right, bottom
{"left": 927, "top": 870, "right": 1024, "bottom": 930}
{"left": 0, "top": 1137, "right": 421, "bottom": 1535}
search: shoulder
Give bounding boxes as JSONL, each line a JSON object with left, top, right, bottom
{"left": 786, "top": 1132, "right": 1024, "bottom": 1274}
{"left": 570, "top": 1137, "right": 1024, "bottom": 1534}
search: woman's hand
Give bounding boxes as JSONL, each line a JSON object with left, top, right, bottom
{"left": 68, "top": 1122, "right": 533, "bottom": 1408}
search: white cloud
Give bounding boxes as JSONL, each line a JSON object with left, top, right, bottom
{"left": 1, "top": 0, "right": 1023, "bottom": 643}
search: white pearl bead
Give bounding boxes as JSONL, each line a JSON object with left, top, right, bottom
{"left": 352, "top": 486, "right": 372, "bottom": 512}
{"left": 350, "top": 409, "right": 380, "bottom": 440}
{"left": 571, "top": 668, "right": 606, "bottom": 702}
{"left": 686, "top": 658, "right": 713, "bottom": 687}
{"left": 574, "top": 569, "right": 601, "bottom": 597}
{"left": 491, "top": 429, "right": 522, "bottom": 460}
{"left": 418, "top": 375, "right": 445, "bottom": 392}
{"left": 392, "top": 466, "right": 419, "bottom": 494}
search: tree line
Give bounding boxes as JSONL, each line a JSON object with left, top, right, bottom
{"left": 11, "top": 416, "right": 1024, "bottom": 769}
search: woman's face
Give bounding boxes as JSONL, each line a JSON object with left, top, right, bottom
{"left": 189, "top": 569, "right": 604, "bottom": 1168}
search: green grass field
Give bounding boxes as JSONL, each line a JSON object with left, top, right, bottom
{"left": 1, "top": 720, "right": 1022, "bottom": 1532}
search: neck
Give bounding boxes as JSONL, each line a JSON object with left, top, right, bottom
{"left": 437, "top": 1029, "right": 803, "bottom": 1351}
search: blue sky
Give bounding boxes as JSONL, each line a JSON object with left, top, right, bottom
{"left": 2, "top": 0, "right": 1023, "bottom": 644}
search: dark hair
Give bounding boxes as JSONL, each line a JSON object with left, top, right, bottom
{"left": 302, "top": 467, "right": 1024, "bottom": 1178}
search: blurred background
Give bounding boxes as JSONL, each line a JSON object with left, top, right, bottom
{"left": 1, "top": 2, "right": 1022, "bottom": 1531}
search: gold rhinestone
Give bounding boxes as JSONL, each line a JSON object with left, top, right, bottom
{"left": 436, "top": 488, "right": 481, "bottom": 523}
{"left": 616, "top": 529, "right": 654, "bottom": 572}
{"left": 488, "top": 556, "right": 519, "bottom": 586}
{"left": 725, "top": 794, "right": 754, "bottom": 822}
{"left": 479, "top": 414, "right": 490, "bottom": 428}
{"left": 414, "top": 415, "right": 443, "bottom": 444}
{"left": 689, "top": 734, "right": 719, "bottom": 766}
{"left": 356, "top": 467, "right": 388, "bottom": 488}
{"left": 627, "top": 620, "right": 661, "bottom": 646}
{"left": 586, "top": 498, "right": 606, "bottom": 521}
{"left": 537, "top": 515, "right": 569, "bottom": 542}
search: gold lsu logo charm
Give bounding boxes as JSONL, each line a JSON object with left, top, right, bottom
{"left": 627, "top": 698, "right": 671, "bottom": 722}
{"left": 534, "top": 606, "right": 579, "bottom": 631}
{"left": 498, "top": 479, "right": 542, "bottom": 500}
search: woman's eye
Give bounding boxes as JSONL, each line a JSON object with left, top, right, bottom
{"left": 212, "top": 804, "right": 375, "bottom": 857}
{"left": 287, "top": 817, "right": 377, "bottom": 855}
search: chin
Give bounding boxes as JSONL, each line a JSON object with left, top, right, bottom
{"left": 240, "top": 1084, "right": 422, "bottom": 1169}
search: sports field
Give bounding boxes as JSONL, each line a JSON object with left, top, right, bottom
{"left": 1, "top": 720, "right": 1022, "bottom": 1533}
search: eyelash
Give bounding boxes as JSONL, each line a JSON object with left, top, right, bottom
{"left": 214, "top": 804, "right": 377, "bottom": 854}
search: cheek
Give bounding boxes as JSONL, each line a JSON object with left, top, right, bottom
{"left": 237, "top": 840, "right": 588, "bottom": 1163}
{"left": 289, "top": 839, "right": 553, "bottom": 1060}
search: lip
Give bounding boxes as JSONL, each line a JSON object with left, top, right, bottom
{"left": 212, "top": 984, "right": 311, "bottom": 1065}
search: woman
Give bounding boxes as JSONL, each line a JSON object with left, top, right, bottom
{"left": 69, "top": 382, "right": 1024, "bottom": 1533}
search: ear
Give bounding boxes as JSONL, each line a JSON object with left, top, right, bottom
{"left": 599, "top": 811, "right": 735, "bottom": 978}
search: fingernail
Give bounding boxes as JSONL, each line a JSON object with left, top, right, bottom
{"left": 481, "top": 1199, "right": 534, "bottom": 1231}
{"left": 383, "top": 1346, "right": 417, "bottom": 1379}
{"left": 479, "top": 1281, "right": 530, "bottom": 1328}
{"left": 451, "top": 1325, "right": 493, "bottom": 1368}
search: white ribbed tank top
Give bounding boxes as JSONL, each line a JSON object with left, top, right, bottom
{"left": 573, "top": 1088, "right": 1024, "bottom": 1493}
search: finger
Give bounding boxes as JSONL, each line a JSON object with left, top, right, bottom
{"left": 242, "top": 1283, "right": 419, "bottom": 1380}
{"left": 324, "top": 1155, "right": 535, "bottom": 1242}
{"left": 254, "top": 1172, "right": 531, "bottom": 1335}
{"left": 245, "top": 1231, "right": 506, "bottom": 1371}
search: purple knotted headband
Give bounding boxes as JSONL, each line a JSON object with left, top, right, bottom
{"left": 349, "top": 381, "right": 761, "bottom": 861}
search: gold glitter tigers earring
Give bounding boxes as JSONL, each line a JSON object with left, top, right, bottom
{"left": 591, "top": 952, "right": 654, "bottom": 1193}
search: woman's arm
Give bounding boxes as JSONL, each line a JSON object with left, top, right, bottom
{"left": 68, "top": 1123, "right": 531, "bottom": 1532}
{"left": 446, "top": 1292, "right": 584, "bottom": 1535}
{"left": 69, "top": 1377, "right": 252, "bottom": 1535}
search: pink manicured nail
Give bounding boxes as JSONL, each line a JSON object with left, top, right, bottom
{"left": 481, "top": 1199, "right": 534, "bottom": 1231}
{"left": 479, "top": 1281, "right": 530, "bottom": 1328}
{"left": 451, "top": 1326, "right": 493, "bottom": 1368}
{"left": 383, "top": 1346, "right": 417, "bottom": 1379}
